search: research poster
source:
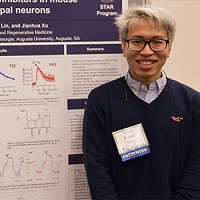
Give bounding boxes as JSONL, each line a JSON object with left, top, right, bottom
{"left": 0, "top": 0, "right": 139, "bottom": 199}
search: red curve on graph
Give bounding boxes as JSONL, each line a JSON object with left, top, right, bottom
{"left": 32, "top": 66, "right": 55, "bottom": 86}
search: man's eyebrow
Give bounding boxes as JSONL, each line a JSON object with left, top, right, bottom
{"left": 129, "top": 35, "right": 165, "bottom": 39}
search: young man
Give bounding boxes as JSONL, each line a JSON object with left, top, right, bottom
{"left": 83, "top": 5, "right": 200, "bottom": 199}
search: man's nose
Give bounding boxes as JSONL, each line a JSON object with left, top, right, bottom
{"left": 140, "top": 42, "right": 154, "bottom": 55}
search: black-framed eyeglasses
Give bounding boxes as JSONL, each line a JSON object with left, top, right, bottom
{"left": 124, "top": 38, "right": 171, "bottom": 52}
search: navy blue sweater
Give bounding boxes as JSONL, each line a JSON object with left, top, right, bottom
{"left": 83, "top": 77, "right": 200, "bottom": 199}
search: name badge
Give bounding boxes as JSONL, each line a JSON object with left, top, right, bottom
{"left": 112, "top": 123, "right": 150, "bottom": 162}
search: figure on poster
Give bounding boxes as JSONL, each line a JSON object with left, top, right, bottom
{"left": 82, "top": 4, "right": 200, "bottom": 199}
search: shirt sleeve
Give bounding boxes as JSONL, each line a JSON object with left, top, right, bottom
{"left": 82, "top": 92, "right": 119, "bottom": 200}
{"left": 173, "top": 106, "right": 200, "bottom": 199}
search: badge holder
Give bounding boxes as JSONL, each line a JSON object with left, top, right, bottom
{"left": 112, "top": 123, "right": 150, "bottom": 162}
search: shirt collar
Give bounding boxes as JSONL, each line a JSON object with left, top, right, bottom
{"left": 125, "top": 70, "right": 166, "bottom": 95}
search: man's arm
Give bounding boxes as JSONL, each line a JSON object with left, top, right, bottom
{"left": 83, "top": 92, "right": 119, "bottom": 199}
{"left": 174, "top": 107, "right": 200, "bottom": 199}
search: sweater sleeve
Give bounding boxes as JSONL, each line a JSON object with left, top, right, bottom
{"left": 173, "top": 105, "right": 200, "bottom": 199}
{"left": 82, "top": 92, "right": 119, "bottom": 200}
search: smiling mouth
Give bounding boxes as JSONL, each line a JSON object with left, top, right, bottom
{"left": 137, "top": 60, "right": 156, "bottom": 65}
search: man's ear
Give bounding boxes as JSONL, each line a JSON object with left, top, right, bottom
{"left": 167, "top": 42, "right": 173, "bottom": 58}
{"left": 122, "top": 43, "right": 126, "bottom": 57}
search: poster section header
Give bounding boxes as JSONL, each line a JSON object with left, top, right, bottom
{"left": 0, "top": 45, "right": 64, "bottom": 55}
{"left": 67, "top": 44, "right": 122, "bottom": 55}
{"left": 67, "top": 99, "right": 87, "bottom": 110}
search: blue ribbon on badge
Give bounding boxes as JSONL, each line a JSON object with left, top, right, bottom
{"left": 120, "top": 146, "right": 150, "bottom": 162}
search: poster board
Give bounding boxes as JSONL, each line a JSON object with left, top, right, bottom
{"left": 0, "top": 0, "right": 128, "bottom": 199}
{"left": 1, "top": 0, "right": 198, "bottom": 199}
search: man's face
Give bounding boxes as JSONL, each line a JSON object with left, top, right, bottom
{"left": 122, "top": 20, "right": 172, "bottom": 87}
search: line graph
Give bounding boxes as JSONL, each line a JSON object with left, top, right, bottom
{"left": 32, "top": 66, "right": 55, "bottom": 86}
{"left": 20, "top": 60, "right": 60, "bottom": 96}
{"left": 27, "top": 153, "right": 63, "bottom": 175}
{"left": 0, "top": 155, "right": 24, "bottom": 178}
{"left": 0, "top": 152, "right": 63, "bottom": 179}
{"left": 0, "top": 69, "right": 17, "bottom": 95}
